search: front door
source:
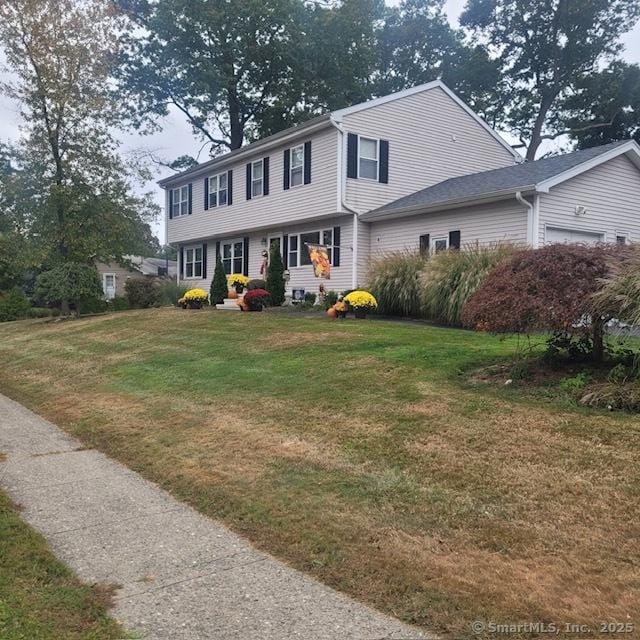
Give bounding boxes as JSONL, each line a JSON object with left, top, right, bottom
{"left": 268, "top": 234, "right": 282, "bottom": 256}
{"left": 103, "top": 274, "right": 116, "bottom": 300}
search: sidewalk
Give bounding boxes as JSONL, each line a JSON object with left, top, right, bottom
{"left": 0, "top": 393, "right": 429, "bottom": 640}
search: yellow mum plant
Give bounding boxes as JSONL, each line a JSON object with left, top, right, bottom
{"left": 344, "top": 290, "right": 378, "bottom": 310}
{"left": 228, "top": 274, "right": 249, "bottom": 288}
{"left": 183, "top": 288, "right": 209, "bottom": 303}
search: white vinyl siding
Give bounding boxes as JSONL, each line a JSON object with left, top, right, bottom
{"left": 167, "top": 127, "right": 338, "bottom": 244}
{"left": 368, "top": 199, "right": 529, "bottom": 263}
{"left": 342, "top": 85, "right": 517, "bottom": 212}
{"left": 538, "top": 154, "right": 640, "bottom": 246}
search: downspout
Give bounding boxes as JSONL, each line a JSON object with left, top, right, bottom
{"left": 331, "top": 117, "right": 365, "bottom": 289}
{"left": 515, "top": 191, "right": 535, "bottom": 248}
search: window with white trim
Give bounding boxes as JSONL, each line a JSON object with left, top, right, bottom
{"left": 290, "top": 144, "right": 304, "bottom": 187}
{"left": 184, "top": 245, "right": 203, "bottom": 278}
{"left": 616, "top": 233, "right": 629, "bottom": 245}
{"left": 222, "top": 239, "right": 244, "bottom": 275}
{"left": 171, "top": 186, "right": 189, "bottom": 217}
{"left": 252, "top": 159, "right": 264, "bottom": 197}
{"left": 208, "top": 172, "right": 228, "bottom": 208}
{"left": 358, "top": 137, "right": 378, "bottom": 180}
{"left": 432, "top": 236, "right": 448, "bottom": 254}
{"left": 288, "top": 228, "right": 334, "bottom": 267}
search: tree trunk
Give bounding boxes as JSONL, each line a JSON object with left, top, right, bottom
{"left": 228, "top": 84, "right": 243, "bottom": 150}
{"left": 526, "top": 91, "right": 558, "bottom": 161}
{"left": 61, "top": 299, "right": 70, "bottom": 316}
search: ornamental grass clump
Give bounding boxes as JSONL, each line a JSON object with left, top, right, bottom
{"left": 368, "top": 251, "right": 428, "bottom": 317}
{"left": 421, "top": 243, "right": 516, "bottom": 326}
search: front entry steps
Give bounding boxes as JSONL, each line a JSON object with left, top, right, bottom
{"left": 216, "top": 297, "right": 241, "bottom": 311}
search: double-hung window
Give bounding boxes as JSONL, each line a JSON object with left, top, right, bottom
{"left": 208, "top": 172, "right": 228, "bottom": 208}
{"left": 290, "top": 144, "right": 304, "bottom": 187}
{"left": 171, "top": 186, "right": 189, "bottom": 217}
{"left": 184, "top": 246, "right": 203, "bottom": 278}
{"left": 288, "top": 229, "right": 335, "bottom": 267}
{"left": 252, "top": 160, "right": 264, "bottom": 197}
{"left": 432, "top": 236, "right": 448, "bottom": 254}
{"left": 222, "top": 239, "right": 244, "bottom": 275}
{"left": 358, "top": 137, "right": 379, "bottom": 180}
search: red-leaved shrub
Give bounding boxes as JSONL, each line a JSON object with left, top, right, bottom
{"left": 461, "top": 244, "right": 622, "bottom": 360}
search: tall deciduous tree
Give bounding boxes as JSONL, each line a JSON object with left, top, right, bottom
{"left": 460, "top": 0, "right": 640, "bottom": 160}
{"left": 0, "top": 0, "right": 158, "bottom": 271}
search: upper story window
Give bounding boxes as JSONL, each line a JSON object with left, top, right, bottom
{"left": 290, "top": 144, "right": 304, "bottom": 187}
{"left": 171, "top": 186, "right": 190, "bottom": 217}
{"left": 359, "top": 137, "right": 379, "bottom": 180}
{"left": 184, "top": 245, "right": 203, "bottom": 279}
{"left": 208, "top": 172, "right": 228, "bottom": 208}
{"left": 252, "top": 159, "right": 264, "bottom": 197}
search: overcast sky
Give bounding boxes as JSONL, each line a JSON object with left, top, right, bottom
{"left": 1, "top": 0, "right": 639, "bottom": 243}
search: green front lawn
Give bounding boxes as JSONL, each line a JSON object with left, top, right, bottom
{"left": 0, "top": 490, "right": 125, "bottom": 639}
{"left": 0, "top": 309, "right": 638, "bottom": 638}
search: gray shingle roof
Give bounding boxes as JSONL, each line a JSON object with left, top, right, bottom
{"left": 363, "top": 140, "right": 632, "bottom": 219}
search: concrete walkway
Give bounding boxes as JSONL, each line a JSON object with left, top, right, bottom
{"left": 0, "top": 394, "right": 428, "bottom": 640}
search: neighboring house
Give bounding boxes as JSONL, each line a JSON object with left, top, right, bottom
{"left": 158, "top": 80, "right": 640, "bottom": 296}
{"left": 97, "top": 257, "right": 177, "bottom": 300}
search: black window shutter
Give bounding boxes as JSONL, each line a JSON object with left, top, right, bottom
{"left": 419, "top": 234, "right": 430, "bottom": 254}
{"left": 243, "top": 237, "right": 250, "bottom": 275}
{"left": 283, "top": 149, "right": 290, "bottom": 190}
{"left": 282, "top": 234, "right": 289, "bottom": 269}
{"left": 246, "top": 163, "right": 252, "bottom": 200}
{"left": 215, "top": 241, "right": 220, "bottom": 261}
{"left": 263, "top": 157, "right": 270, "bottom": 195}
{"left": 202, "top": 242, "right": 208, "bottom": 279}
{"left": 304, "top": 141, "right": 311, "bottom": 184}
{"left": 449, "top": 230, "right": 461, "bottom": 250}
{"left": 188, "top": 183, "right": 193, "bottom": 214}
{"left": 169, "top": 189, "right": 174, "bottom": 219}
{"left": 179, "top": 246, "right": 184, "bottom": 277}
{"left": 333, "top": 226, "right": 341, "bottom": 267}
{"left": 227, "top": 169, "right": 233, "bottom": 205}
{"left": 204, "top": 177, "right": 209, "bottom": 210}
{"left": 379, "top": 140, "right": 389, "bottom": 184}
{"left": 347, "top": 133, "right": 358, "bottom": 179}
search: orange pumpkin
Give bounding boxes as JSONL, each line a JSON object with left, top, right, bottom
{"left": 228, "top": 289, "right": 238, "bottom": 299}
{"left": 326, "top": 307, "right": 337, "bottom": 318}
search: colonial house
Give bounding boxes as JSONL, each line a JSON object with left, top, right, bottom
{"left": 97, "top": 256, "right": 177, "bottom": 300}
{"left": 159, "top": 80, "right": 640, "bottom": 297}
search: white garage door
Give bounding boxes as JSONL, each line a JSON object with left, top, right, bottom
{"left": 546, "top": 227, "right": 604, "bottom": 245}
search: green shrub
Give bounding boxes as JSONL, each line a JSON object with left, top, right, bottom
{"left": 35, "top": 263, "right": 103, "bottom": 317}
{"left": 422, "top": 243, "right": 515, "bottom": 326}
{"left": 108, "top": 296, "right": 130, "bottom": 312}
{"left": 0, "top": 288, "right": 31, "bottom": 322}
{"left": 559, "top": 372, "right": 590, "bottom": 392}
{"left": 367, "top": 251, "right": 427, "bottom": 317}
{"left": 266, "top": 242, "right": 286, "bottom": 306}
{"left": 125, "top": 277, "right": 160, "bottom": 308}
{"left": 323, "top": 290, "right": 339, "bottom": 309}
{"left": 248, "top": 278, "right": 266, "bottom": 291}
{"left": 158, "top": 280, "right": 188, "bottom": 306}
{"left": 27, "top": 306, "right": 59, "bottom": 318}
{"left": 509, "top": 359, "right": 530, "bottom": 381}
{"left": 304, "top": 292, "right": 317, "bottom": 304}
{"left": 210, "top": 254, "right": 228, "bottom": 305}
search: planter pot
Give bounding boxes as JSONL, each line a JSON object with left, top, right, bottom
{"left": 354, "top": 309, "right": 367, "bottom": 319}
{"left": 234, "top": 284, "right": 245, "bottom": 294}
{"left": 188, "top": 301, "right": 203, "bottom": 309}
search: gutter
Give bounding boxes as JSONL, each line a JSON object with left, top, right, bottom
{"left": 330, "top": 117, "right": 365, "bottom": 289}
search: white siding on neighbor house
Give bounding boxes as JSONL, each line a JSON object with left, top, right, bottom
{"left": 167, "top": 126, "right": 340, "bottom": 244}
{"left": 180, "top": 215, "right": 354, "bottom": 297}
{"left": 341, "top": 86, "right": 518, "bottom": 213}
{"left": 538, "top": 154, "right": 640, "bottom": 245}
{"left": 367, "top": 199, "right": 529, "bottom": 265}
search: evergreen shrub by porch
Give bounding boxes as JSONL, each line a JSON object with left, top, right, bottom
{"left": 368, "top": 251, "right": 427, "bottom": 317}
{"left": 461, "top": 244, "right": 621, "bottom": 361}
{"left": 266, "top": 242, "right": 285, "bottom": 306}
{"left": 210, "top": 254, "right": 227, "bottom": 305}
{"left": 421, "top": 243, "right": 515, "bottom": 326}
